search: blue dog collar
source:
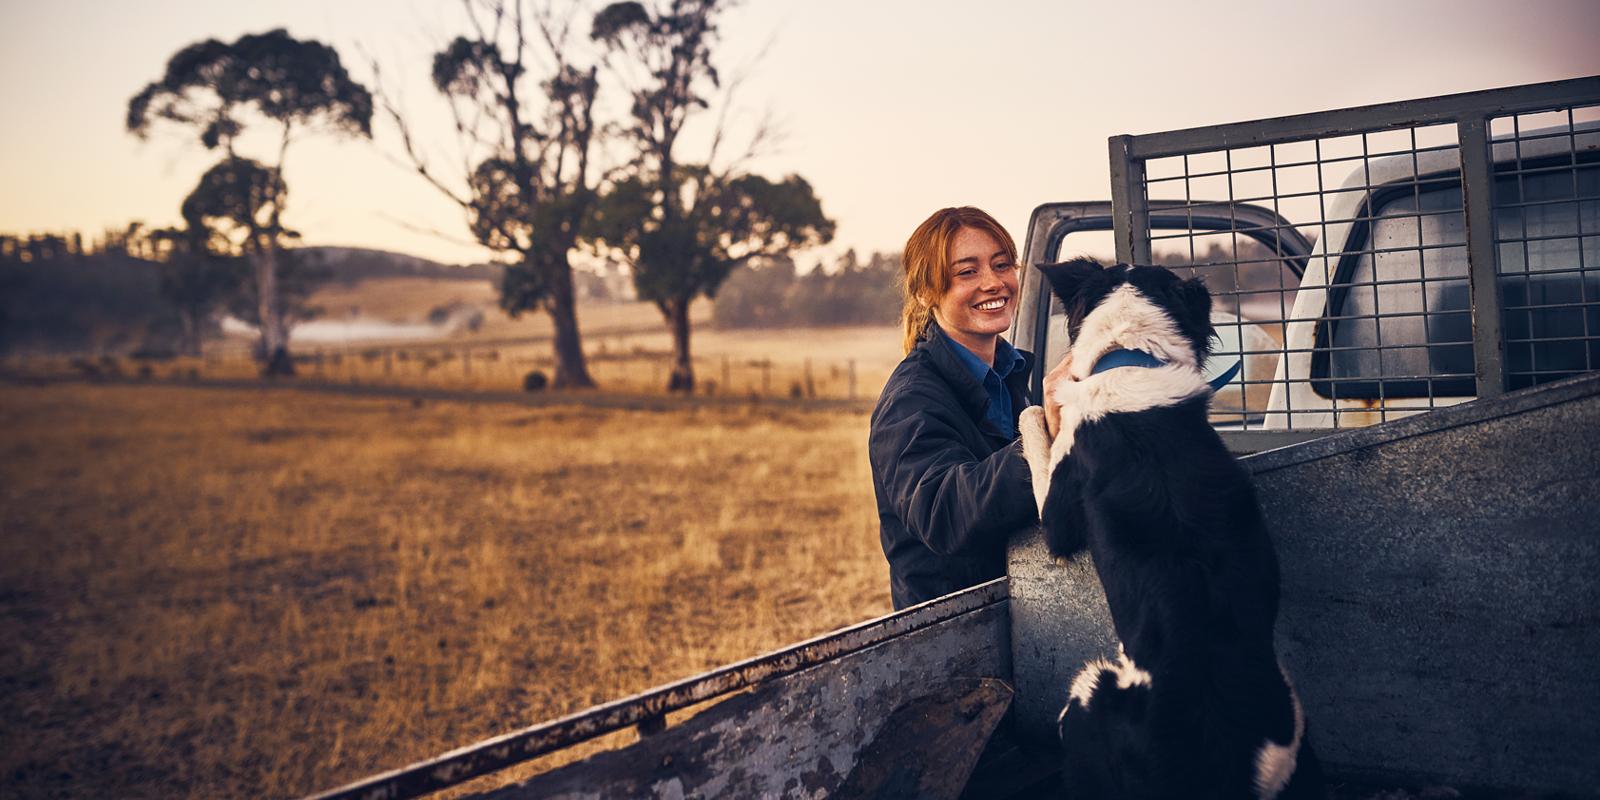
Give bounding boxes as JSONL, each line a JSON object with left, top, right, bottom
{"left": 1088, "top": 347, "right": 1242, "bottom": 392}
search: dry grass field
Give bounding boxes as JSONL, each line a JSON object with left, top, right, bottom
{"left": 0, "top": 382, "right": 891, "bottom": 798}
{"left": 179, "top": 323, "right": 904, "bottom": 402}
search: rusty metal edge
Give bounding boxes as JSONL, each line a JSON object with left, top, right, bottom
{"left": 303, "top": 578, "right": 1010, "bottom": 800}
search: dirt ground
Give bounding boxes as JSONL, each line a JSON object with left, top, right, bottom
{"left": 0, "top": 382, "right": 890, "bottom": 798}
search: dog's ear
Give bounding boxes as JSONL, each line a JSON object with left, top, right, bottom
{"left": 1039, "top": 257, "right": 1103, "bottom": 306}
{"left": 1176, "top": 276, "right": 1215, "bottom": 355}
{"left": 1178, "top": 275, "right": 1212, "bottom": 324}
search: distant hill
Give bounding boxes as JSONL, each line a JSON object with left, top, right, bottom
{"left": 299, "top": 247, "right": 503, "bottom": 285}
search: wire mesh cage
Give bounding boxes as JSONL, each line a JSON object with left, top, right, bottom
{"left": 1490, "top": 108, "right": 1600, "bottom": 391}
{"left": 1097, "top": 78, "right": 1600, "bottom": 442}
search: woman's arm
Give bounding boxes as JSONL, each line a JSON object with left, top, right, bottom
{"left": 869, "top": 389, "right": 1037, "bottom": 556}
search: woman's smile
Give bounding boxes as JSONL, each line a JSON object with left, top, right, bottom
{"left": 934, "top": 226, "right": 1020, "bottom": 363}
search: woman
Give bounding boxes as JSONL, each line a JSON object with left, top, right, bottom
{"left": 869, "top": 206, "right": 1063, "bottom": 609}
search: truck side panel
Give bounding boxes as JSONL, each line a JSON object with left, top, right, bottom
{"left": 1254, "top": 373, "right": 1600, "bottom": 794}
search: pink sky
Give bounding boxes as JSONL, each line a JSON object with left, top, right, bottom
{"left": 2, "top": 0, "right": 1597, "bottom": 266}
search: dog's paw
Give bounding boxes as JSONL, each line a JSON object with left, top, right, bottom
{"left": 1020, "top": 405, "right": 1051, "bottom": 453}
{"left": 1044, "top": 518, "right": 1088, "bottom": 559}
{"left": 1019, "top": 406, "right": 1052, "bottom": 514}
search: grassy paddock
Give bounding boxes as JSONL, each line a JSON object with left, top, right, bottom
{"left": 7, "top": 321, "right": 906, "bottom": 404}
{"left": 0, "top": 383, "right": 890, "bottom": 798}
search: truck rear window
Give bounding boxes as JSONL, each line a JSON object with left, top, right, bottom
{"left": 1314, "top": 159, "right": 1600, "bottom": 398}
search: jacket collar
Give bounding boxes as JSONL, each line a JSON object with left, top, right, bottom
{"left": 918, "top": 322, "right": 1035, "bottom": 429}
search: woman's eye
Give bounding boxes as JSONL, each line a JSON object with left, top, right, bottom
{"left": 994, "top": 261, "right": 1014, "bottom": 271}
{"left": 957, "top": 269, "right": 977, "bottom": 277}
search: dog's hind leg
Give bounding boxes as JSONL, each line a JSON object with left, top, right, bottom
{"left": 1058, "top": 669, "right": 1113, "bottom": 800}
{"left": 1058, "top": 658, "right": 1153, "bottom": 800}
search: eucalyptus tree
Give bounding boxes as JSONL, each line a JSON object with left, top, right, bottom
{"left": 378, "top": 1, "right": 602, "bottom": 388}
{"left": 591, "top": 167, "right": 832, "bottom": 390}
{"left": 128, "top": 29, "right": 372, "bottom": 375}
{"left": 589, "top": 0, "right": 834, "bottom": 391}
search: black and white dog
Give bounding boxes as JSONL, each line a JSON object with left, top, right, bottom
{"left": 1018, "top": 258, "right": 1323, "bottom": 800}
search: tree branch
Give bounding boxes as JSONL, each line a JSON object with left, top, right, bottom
{"left": 369, "top": 58, "right": 474, "bottom": 209}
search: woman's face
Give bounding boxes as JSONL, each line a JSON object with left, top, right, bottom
{"left": 932, "top": 226, "right": 1018, "bottom": 359}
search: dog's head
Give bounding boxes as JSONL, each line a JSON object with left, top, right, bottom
{"left": 1039, "top": 257, "right": 1214, "bottom": 379}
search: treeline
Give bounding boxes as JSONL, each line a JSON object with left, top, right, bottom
{"left": 0, "top": 236, "right": 319, "bottom": 358}
{"left": 0, "top": 230, "right": 485, "bottom": 356}
{"left": 713, "top": 250, "right": 902, "bottom": 329}
{"left": 0, "top": 251, "right": 169, "bottom": 355}
{"left": 2, "top": 226, "right": 212, "bottom": 355}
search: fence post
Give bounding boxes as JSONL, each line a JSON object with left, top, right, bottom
{"left": 762, "top": 361, "right": 771, "bottom": 395}
{"left": 804, "top": 358, "right": 815, "bottom": 398}
{"left": 849, "top": 359, "right": 857, "bottom": 401}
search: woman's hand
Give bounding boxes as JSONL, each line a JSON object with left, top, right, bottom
{"left": 1042, "top": 352, "right": 1075, "bottom": 438}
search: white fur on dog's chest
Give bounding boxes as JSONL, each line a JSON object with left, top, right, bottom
{"left": 1021, "top": 366, "right": 1209, "bottom": 514}
{"left": 1020, "top": 282, "right": 1213, "bottom": 513}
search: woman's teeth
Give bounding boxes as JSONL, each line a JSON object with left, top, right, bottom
{"left": 976, "top": 298, "right": 1006, "bottom": 311}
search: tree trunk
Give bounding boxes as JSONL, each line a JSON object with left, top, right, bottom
{"left": 255, "top": 246, "right": 294, "bottom": 377}
{"left": 548, "top": 260, "right": 595, "bottom": 389}
{"left": 665, "top": 295, "right": 694, "bottom": 393}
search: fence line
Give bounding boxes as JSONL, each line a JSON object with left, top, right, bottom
{"left": 14, "top": 345, "right": 879, "bottom": 403}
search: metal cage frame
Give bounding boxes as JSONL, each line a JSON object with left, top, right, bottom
{"left": 1106, "top": 75, "right": 1600, "bottom": 448}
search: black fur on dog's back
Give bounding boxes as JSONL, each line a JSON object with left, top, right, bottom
{"left": 1034, "top": 259, "right": 1324, "bottom": 800}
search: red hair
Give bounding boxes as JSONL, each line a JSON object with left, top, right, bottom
{"left": 899, "top": 206, "right": 1020, "bottom": 354}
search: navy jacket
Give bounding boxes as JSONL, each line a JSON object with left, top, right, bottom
{"left": 869, "top": 324, "right": 1038, "bottom": 609}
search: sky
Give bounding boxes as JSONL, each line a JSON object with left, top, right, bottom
{"left": 1, "top": 0, "right": 1598, "bottom": 268}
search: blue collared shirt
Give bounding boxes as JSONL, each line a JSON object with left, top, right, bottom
{"left": 940, "top": 327, "right": 1026, "bottom": 437}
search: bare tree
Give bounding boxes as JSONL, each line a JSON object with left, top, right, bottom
{"left": 375, "top": 0, "right": 604, "bottom": 388}
{"left": 128, "top": 29, "right": 372, "bottom": 375}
